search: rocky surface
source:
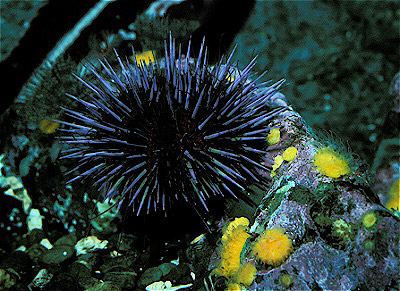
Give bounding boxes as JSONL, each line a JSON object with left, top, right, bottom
{"left": 0, "top": 1, "right": 398, "bottom": 290}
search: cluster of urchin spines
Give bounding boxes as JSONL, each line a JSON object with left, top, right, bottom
{"left": 58, "top": 36, "right": 286, "bottom": 215}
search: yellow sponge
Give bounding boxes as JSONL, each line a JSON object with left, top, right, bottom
{"left": 313, "top": 148, "right": 350, "bottom": 178}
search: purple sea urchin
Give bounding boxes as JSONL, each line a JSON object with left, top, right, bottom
{"left": 58, "top": 37, "right": 285, "bottom": 216}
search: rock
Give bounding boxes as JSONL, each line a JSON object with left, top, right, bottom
{"left": 68, "top": 261, "right": 99, "bottom": 290}
{"left": 137, "top": 267, "right": 163, "bottom": 289}
{"left": 100, "top": 253, "right": 138, "bottom": 273}
{"left": 158, "top": 262, "right": 175, "bottom": 276}
{"left": 27, "top": 208, "right": 44, "bottom": 232}
{"left": 84, "top": 281, "right": 121, "bottom": 291}
{"left": 164, "top": 263, "right": 193, "bottom": 285}
{"left": 99, "top": 253, "right": 138, "bottom": 290}
{"left": 27, "top": 229, "right": 46, "bottom": 245}
{"left": 75, "top": 236, "right": 108, "bottom": 256}
{"left": 103, "top": 269, "right": 137, "bottom": 290}
{"left": 206, "top": 109, "right": 400, "bottom": 290}
{"left": 28, "top": 269, "right": 53, "bottom": 289}
{"left": 40, "top": 244, "right": 75, "bottom": 265}
{"left": 43, "top": 272, "right": 80, "bottom": 291}
{"left": 145, "top": 280, "right": 193, "bottom": 291}
{"left": 76, "top": 252, "right": 101, "bottom": 270}
{"left": 54, "top": 232, "right": 77, "bottom": 247}
{"left": 40, "top": 233, "right": 76, "bottom": 265}
{"left": 27, "top": 243, "right": 47, "bottom": 262}
{"left": 0, "top": 268, "right": 17, "bottom": 289}
{"left": 0, "top": 250, "right": 34, "bottom": 278}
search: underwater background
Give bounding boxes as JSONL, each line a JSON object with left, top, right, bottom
{"left": 0, "top": 0, "right": 399, "bottom": 290}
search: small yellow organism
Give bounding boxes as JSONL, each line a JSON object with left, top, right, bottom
{"left": 282, "top": 147, "right": 298, "bottom": 162}
{"left": 222, "top": 217, "right": 249, "bottom": 243}
{"left": 134, "top": 51, "right": 155, "bottom": 66}
{"left": 215, "top": 225, "right": 250, "bottom": 278}
{"left": 252, "top": 228, "right": 291, "bottom": 266}
{"left": 215, "top": 218, "right": 259, "bottom": 289}
{"left": 272, "top": 155, "right": 284, "bottom": 170}
{"left": 235, "top": 262, "right": 257, "bottom": 286}
{"left": 271, "top": 155, "right": 284, "bottom": 177}
{"left": 313, "top": 148, "right": 350, "bottom": 178}
{"left": 364, "top": 240, "right": 374, "bottom": 251}
{"left": 267, "top": 128, "right": 280, "bottom": 145}
{"left": 332, "top": 219, "right": 352, "bottom": 240}
{"left": 362, "top": 211, "right": 377, "bottom": 228}
{"left": 386, "top": 178, "right": 399, "bottom": 210}
{"left": 226, "top": 74, "right": 236, "bottom": 82}
{"left": 279, "top": 273, "right": 293, "bottom": 288}
{"left": 226, "top": 283, "right": 242, "bottom": 291}
{"left": 271, "top": 147, "right": 298, "bottom": 178}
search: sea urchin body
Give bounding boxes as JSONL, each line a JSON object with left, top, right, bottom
{"left": 58, "top": 37, "right": 285, "bottom": 215}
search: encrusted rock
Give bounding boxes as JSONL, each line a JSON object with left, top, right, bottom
{"left": 75, "top": 236, "right": 108, "bottom": 256}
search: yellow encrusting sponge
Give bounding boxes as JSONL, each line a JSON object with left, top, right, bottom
{"left": 222, "top": 217, "right": 249, "bottom": 243}
{"left": 235, "top": 262, "right": 257, "bottom": 286}
{"left": 282, "top": 146, "right": 297, "bottom": 162}
{"left": 267, "top": 128, "right": 280, "bottom": 145}
{"left": 313, "top": 147, "right": 350, "bottom": 178}
{"left": 386, "top": 178, "right": 399, "bottom": 210}
{"left": 134, "top": 50, "right": 156, "bottom": 66}
{"left": 215, "top": 225, "right": 250, "bottom": 278}
{"left": 252, "top": 228, "right": 292, "bottom": 266}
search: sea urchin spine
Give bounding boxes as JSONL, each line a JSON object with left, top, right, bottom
{"left": 58, "top": 37, "right": 286, "bottom": 216}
